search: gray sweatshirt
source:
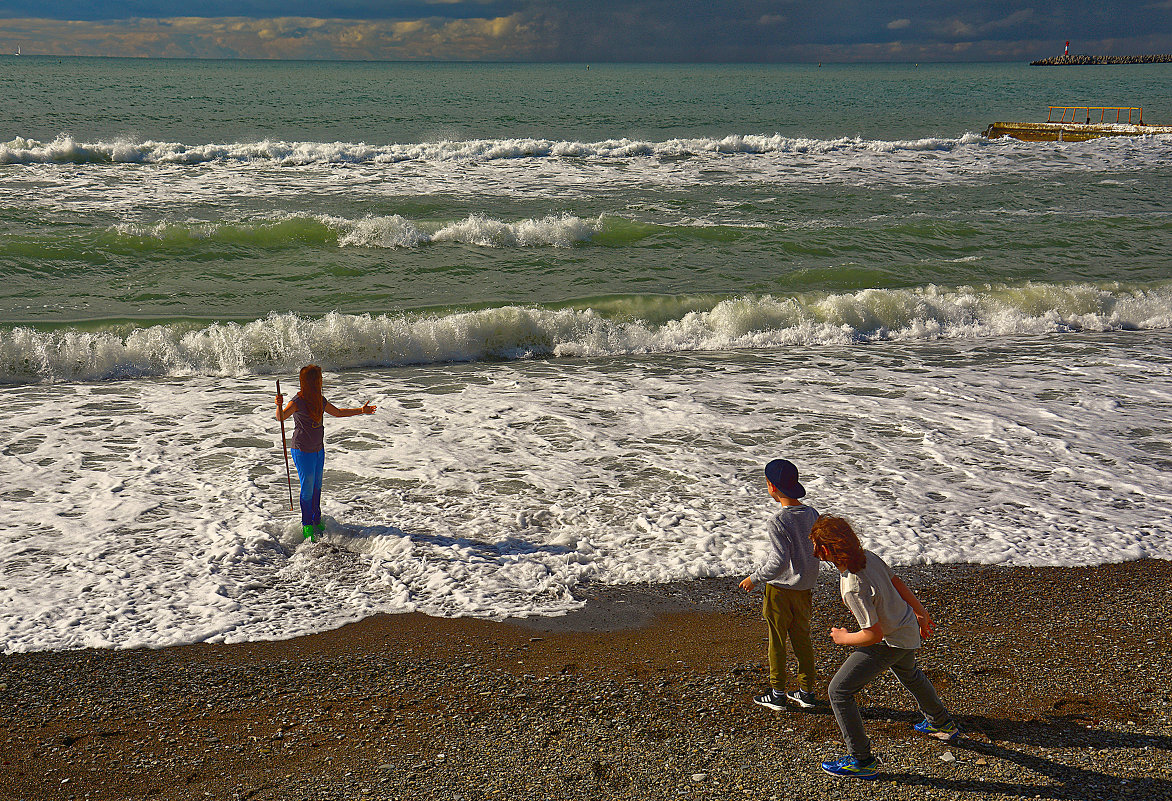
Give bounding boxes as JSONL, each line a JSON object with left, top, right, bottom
{"left": 749, "top": 503, "right": 820, "bottom": 590}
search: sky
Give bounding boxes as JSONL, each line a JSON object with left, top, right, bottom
{"left": 0, "top": 1, "right": 1170, "bottom": 62}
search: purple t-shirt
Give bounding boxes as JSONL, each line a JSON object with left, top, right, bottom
{"left": 290, "top": 394, "right": 327, "bottom": 453}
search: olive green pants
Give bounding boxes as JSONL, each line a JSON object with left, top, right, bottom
{"left": 763, "top": 584, "right": 816, "bottom": 693}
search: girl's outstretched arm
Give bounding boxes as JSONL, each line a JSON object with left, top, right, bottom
{"left": 892, "top": 575, "right": 935, "bottom": 639}
{"left": 324, "top": 400, "right": 377, "bottom": 418}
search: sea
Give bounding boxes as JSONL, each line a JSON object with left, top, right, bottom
{"left": 2, "top": 59, "right": 1171, "bottom": 654}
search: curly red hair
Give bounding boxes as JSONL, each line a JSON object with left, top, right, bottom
{"left": 810, "top": 515, "right": 867, "bottom": 573}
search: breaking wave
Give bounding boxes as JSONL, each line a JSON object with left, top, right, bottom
{"left": 3, "top": 282, "right": 1170, "bottom": 383}
{"left": 106, "top": 212, "right": 604, "bottom": 250}
{"left": 1, "top": 132, "right": 992, "bottom": 166}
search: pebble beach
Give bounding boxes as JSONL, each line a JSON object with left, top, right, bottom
{"left": 2, "top": 559, "right": 1170, "bottom": 801}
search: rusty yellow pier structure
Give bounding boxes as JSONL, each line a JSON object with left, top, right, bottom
{"left": 984, "top": 106, "right": 1172, "bottom": 142}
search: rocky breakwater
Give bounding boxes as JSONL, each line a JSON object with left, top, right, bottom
{"left": 1031, "top": 54, "right": 1172, "bottom": 65}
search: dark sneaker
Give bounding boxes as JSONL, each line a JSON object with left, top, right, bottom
{"left": 821, "top": 755, "right": 880, "bottom": 779}
{"left": 785, "top": 690, "right": 818, "bottom": 708}
{"left": 914, "top": 718, "right": 959, "bottom": 742}
{"left": 752, "top": 689, "right": 786, "bottom": 711}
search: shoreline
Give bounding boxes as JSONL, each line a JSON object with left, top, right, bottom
{"left": 2, "top": 560, "right": 1171, "bottom": 800}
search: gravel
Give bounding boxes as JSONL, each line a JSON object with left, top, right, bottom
{"left": 1, "top": 560, "right": 1170, "bottom": 801}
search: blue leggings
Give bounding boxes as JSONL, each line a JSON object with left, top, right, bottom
{"left": 290, "top": 448, "right": 325, "bottom": 526}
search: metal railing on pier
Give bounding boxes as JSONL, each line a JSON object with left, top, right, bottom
{"left": 1046, "top": 106, "right": 1143, "bottom": 124}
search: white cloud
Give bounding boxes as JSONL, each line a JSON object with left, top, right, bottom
{"left": 934, "top": 17, "right": 977, "bottom": 38}
{"left": 979, "top": 9, "right": 1035, "bottom": 33}
{"left": 886, "top": 19, "right": 911, "bottom": 31}
{"left": 0, "top": 14, "right": 557, "bottom": 60}
{"left": 930, "top": 9, "right": 1035, "bottom": 40}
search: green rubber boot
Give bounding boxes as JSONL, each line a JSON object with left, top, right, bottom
{"left": 302, "top": 525, "right": 316, "bottom": 542}
{"left": 313, "top": 523, "right": 325, "bottom": 536}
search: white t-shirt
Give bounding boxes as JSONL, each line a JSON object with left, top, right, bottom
{"left": 839, "top": 550, "right": 920, "bottom": 650}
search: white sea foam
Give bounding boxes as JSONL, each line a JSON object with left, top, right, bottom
{"left": 3, "top": 283, "right": 1171, "bottom": 384}
{"left": 1, "top": 133, "right": 994, "bottom": 166}
{"left": 332, "top": 212, "right": 602, "bottom": 249}
{"left": 5, "top": 132, "right": 1169, "bottom": 221}
{"left": 107, "top": 212, "right": 602, "bottom": 250}
{"left": 7, "top": 129, "right": 1153, "bottom": 169}
{"left": 2, "top": 335, "right": 1170, "bottom": 653}
{"left": 4, "top": 130, "right": 1166, "bottom": 172}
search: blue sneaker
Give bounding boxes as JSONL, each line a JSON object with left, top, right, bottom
{"left": 914, "top": 718, "right": 959, "bottom": 742}
{"left": 821, "top": 755, "right": 880, "bottom": 779}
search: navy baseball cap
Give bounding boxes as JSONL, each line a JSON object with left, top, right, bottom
{"left": 764, "top": 459, "right": 806, "bottom": 498}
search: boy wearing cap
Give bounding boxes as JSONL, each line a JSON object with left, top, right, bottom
{"left": 739, "top": 459, "right": 822, "bottom": 710}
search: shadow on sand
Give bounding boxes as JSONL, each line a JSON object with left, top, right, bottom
{"left": 858, "top": 704, "right": 1169, "bottom": 799}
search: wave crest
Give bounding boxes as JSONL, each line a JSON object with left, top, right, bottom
{"left": 105, "top": 213, "right": 602, "bottom": 250}
{"left": 3, "top": 283, "right": 1170, "bottom": 384}
{"left": 0, "top": 133, "right": 991, "bottom": 166}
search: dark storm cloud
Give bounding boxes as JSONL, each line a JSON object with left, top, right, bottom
{"left": 1, "top": 1, "right": 1169, "bottom": 61}
{"left": 496, "top": 1, "right": 1170, "bottom": 62}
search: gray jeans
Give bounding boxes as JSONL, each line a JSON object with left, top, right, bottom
{"left": 827, "top": 642, "right": 953, "bottom": 762}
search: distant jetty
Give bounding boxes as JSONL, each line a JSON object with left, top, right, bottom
{"left": 1031, "top": 54, "right": 1172, "bottom": 66}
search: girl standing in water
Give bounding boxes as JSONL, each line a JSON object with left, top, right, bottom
{"left": 276, "top": 365, "right": 376, "bottom": 540}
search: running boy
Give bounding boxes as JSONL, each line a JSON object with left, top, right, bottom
{"left": 809, "top": 515, "right": 959, "bottom": 780}
{"left": 738, "top": 459, "right": 821, "bottom": 711}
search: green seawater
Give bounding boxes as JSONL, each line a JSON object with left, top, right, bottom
{"left": 0, "top": 59, "right": 1170, "bottom": 375}
{"left": 5, "top": 59, "right": 1172, "bottom": 143}
{"left": 2, "top": 62, "right": 1172, "bottom": 647}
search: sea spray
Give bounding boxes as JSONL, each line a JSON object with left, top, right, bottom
{"left": 3, "top": 283, "right": 1170, "bottom": 383}
{"left": 102, "top": 213, "right": 602, "bottom": 251}
{"left": 1, "top": 133, "right": 995, "bottom": 166}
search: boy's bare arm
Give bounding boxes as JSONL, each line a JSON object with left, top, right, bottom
{"left": 891, "top": 575, "right": 935, "bottom": 638}
{"left": 830, "top": 624, "right": 883, "bottom": 646}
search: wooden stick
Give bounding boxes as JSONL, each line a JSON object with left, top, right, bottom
{"left": 276, "top": 379, "right": 294, "bottom": 512}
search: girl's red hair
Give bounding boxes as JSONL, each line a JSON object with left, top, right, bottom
{"left": 297, "top": 364, "right": 324, "bottom": 421}
{"left": 810, "top": 515, "right": 867, "bottom": 573}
